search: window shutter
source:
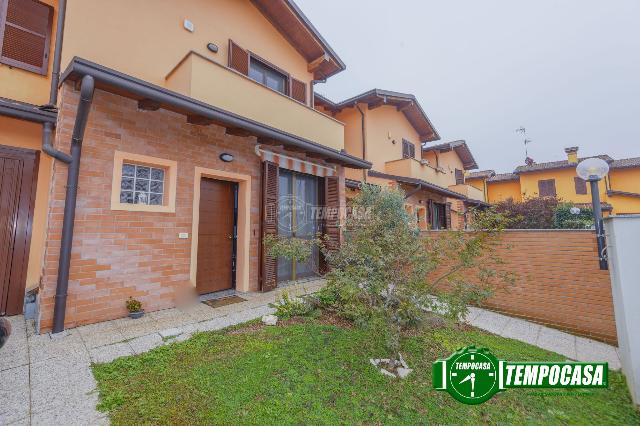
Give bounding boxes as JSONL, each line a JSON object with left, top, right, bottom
{"left": 228, "top": 39, "right": 249, "bottom": 76}
{"left": 455, "top": 169, "right": 465, "bottom": 185}
{"left": 290, "top": 77, "right": 307, "bottom": 104}
{"left": 260, "top": 161, "right": 278, "bottom": 292}
{"left": 324, "top": 176, "right": 341, "bottom": 252}
{"left": 0, "top": 0, "right": 53, "bottom": 75}
{"left": 427, "top": 199, "right": 434, "bottom": 229}
{"left": 574, "top": 177, "right": 587, "bottom": 195}
{"left": 538, "top": 179, "right": 557, "bottom": 197}
{"left": 445, "top": 203, "right": 452, "bottom": 229}
{"left": 402, "top": 139, "right": 415, "bottom": 159}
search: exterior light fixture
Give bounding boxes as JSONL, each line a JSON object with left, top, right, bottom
{"left": 576, "top": 157, "right": 610, "bottom": 270}
{"left": 570, "top": 206, "right": 581, "bottom": 215}
{"left": 207, "top": 43, "right": 218, "bottom": 53}
{"left": 219, "top": 153, "right": 234, "bottom": 162}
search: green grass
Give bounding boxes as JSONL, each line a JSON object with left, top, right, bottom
{"left": 92, "top": 318, "right": 640, "bottom": 425}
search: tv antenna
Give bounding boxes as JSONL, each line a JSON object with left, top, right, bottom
{"left": 516, "top": 127, "right": 532, "bottom": 160}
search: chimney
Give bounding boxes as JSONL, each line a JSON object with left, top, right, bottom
{"left": 565, "top": 146, "right": 579, "bottom": 164}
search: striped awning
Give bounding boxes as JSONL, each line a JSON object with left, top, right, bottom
{"left": 255, "top": 145, "right": 336, "bottom": 177}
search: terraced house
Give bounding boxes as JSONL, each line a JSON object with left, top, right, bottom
{"left": 466, "top": 147, "right": 640, "bottom": 215}
{"left": 315, "top": 91, "right": 486, "bottom": 231}
{"left": 0, "top": 0, "right": 372, "bottom": 333}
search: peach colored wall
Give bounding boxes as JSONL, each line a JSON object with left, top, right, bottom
{"left": 62, "top": 0, "right": 313, "bottom": 89}
{"left": 422, "top": 150, "right": 465, "bottom": 188}
{"left": 518, "top": 168, "right": 606, "bottom": 203}
{"left": 0, "top": 116, "right": 52, "bottom": 291}
{"left": 335, "top": 106, "right": 366, "bottom": 182}
{"left": 0, "top": 0, "right": 58, "bottom": 106}
{"left": 165, "top": 53, "right": 344, "bottom": 151}
{"left": 487, "top": 179, "right": 522, "bottom": 202}
{"left": 363, "top": 105, "right": 421, "bottom": 173}
{"left": 608, "top": 168, "right": 640, "bottom": 214}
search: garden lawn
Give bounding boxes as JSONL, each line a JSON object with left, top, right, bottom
{"left": 92, "top": 318, "right": 640, "bottom": 425}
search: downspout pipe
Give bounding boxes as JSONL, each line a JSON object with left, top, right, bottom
{"left": 355, "top": 103, "right": 366, "bottom": 182}
{"left": 46, "top": 0, "right": 66, "bottom": 109}
{"left": 52, "top": 75, "right": 95, "bottom": 334}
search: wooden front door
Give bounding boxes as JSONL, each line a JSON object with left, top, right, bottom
{"left": 0, "top": 145, "right": 38, "bottom": 316}
{"left": 196, "top": 178, "right": 237, "bottom": 295}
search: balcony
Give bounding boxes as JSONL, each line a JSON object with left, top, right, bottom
{"left": 448, "top": 184, "right": 486, "bottom": 202}
{"left": 384, "top": 158, "right": 452, "bottom": 188}
{"left": 165, "top": 52, "right": 344, "bottom": 151}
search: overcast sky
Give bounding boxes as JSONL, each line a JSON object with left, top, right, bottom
{"left": 297, "top": 0, "right": 640, "bottom": 173}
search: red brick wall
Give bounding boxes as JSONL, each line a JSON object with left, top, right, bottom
{"left": 39, "top": 84, "right": 343, "bottom": 332}
{"left": 427, "top": 230, "right": 617, "bottom": 344}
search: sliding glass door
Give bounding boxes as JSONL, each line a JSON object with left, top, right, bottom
{"left": 277, "top": 170, "right": 319, "bottom": 282}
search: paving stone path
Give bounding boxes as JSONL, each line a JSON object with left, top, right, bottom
{"left": 0, "top": 279, "right": 620, "bottom": 425}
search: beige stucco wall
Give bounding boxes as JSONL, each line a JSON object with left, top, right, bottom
{"left": 0, "top": 116, "right": 52, "bottom": 291}
{"left": 62, "top": 0, "right": 313, "bottom": 88}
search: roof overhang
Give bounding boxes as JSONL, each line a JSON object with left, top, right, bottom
{"left": 368, "top": 170, "right": 466, "bottom": 199}
{"left": 250, "top": 0, "right": 346, "bottom": 79}
{"left": 0, "top": 96, "right": 57, "bottom": 124}
{"left": 61, "top": 57, "right": 370, "bottom": 169}
{"left": 422, "top": 140, "right": 478, "bottom": 170}
{"left": 317, "top": 89, "right": 440, "bottom": 143}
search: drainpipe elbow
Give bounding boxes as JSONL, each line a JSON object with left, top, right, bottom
{"left": 42, "top": 122, "right": 72, "bottom": 163}
{"left": 72, "top": 75, "right": 96, "bottom": 143}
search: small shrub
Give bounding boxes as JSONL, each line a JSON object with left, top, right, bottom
{"left": 554, "top": 203, "right": 594, "bottom": 229}
{"left": 125, "top": 297, "right": 142, "bottom": 313}
{"left": 317, "top": 184, "right": 510, "bottom": 366}
{"left": 271, "top": 291, "right": 311, "bottom": 319}
{"left": 494, "top": 196, "right": 560, "bottom": 229}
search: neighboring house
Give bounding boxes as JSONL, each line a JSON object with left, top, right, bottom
{"left": 466, "top": 147, "right": 640, "bottom": 215}
{"left": 0, "top": 0, "right": 371, "bottom": 332}
{"left": 314, "top": 90, "right": 486, "bottom": 231}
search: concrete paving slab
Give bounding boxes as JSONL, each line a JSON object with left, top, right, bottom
{"left": 467, "top": 309, "right": 511, "bottom": 335}
{"left": 0, "top": 329, "right": 29, "bottom": 372}
{"left": 31, "top": 393, "right": 108, "bottom": 426}
{"left": 159, "top": 327, "right": 182, "bottom": 339}
{"left": 28, "top": 329, "right": 89, "bottom": 363}
{"left": 116, "top": 319, "right": 163, "bottom": 341}
{"left": 90, "top": 342, "right": 134, "bottom": 364}
{"left": 29, "top": 356, "right": 96, "bottom": 415}
{"left": 536, "top": 326, "right": 577, "bottom": 359}
{"left": 128, "top": 333, "right": 164, "bottom": 354}
{"left": 576, "top": 336, "right": 621, "bottom": 369}
{"left": 501, "top": 317, "right": 542, "bottom": 345}
{"left": 77, "top": 321, "right": 126, "bottom": 349}
{"left": 0, "top": 365, "right": 30, "bottom": 425}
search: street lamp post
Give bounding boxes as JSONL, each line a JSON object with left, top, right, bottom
{"left": 576, "top": 158, "right": 610, "bottom": 270}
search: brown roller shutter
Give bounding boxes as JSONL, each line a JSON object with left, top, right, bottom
{"left": 574, "top": 176, "right": 587, "bottom": 195}
{"left": 455, "top": 169, "right": 465, "bottom": 185}
{"left": 538, "top": 179, "right": 557, "bottom": 197}
{"left": 324, "top": 176, "right": 341, "bottom": 252}
{"left": 228, "top": 39, "right": 249, "bottom": 76}
{"left": 260, "top": 161, "right": 278, "bottom": 292}
{"left": 445, "top": 203, "right": 452, "bottom": 229}
{"left": 0, "top": 0, "right": 53, "bottom": 75}
{"left": 290, "top": 78, "right": 307, "bottom": 104}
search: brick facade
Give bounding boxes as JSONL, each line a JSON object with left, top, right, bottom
{"left": 38, "top": 84, "right": 343, "bottom": 332}
{"left": 427, "top": 230, "right": 616, "bottom": 344}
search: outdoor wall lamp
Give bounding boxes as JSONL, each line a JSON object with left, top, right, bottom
{"left": 219, "top": 153, "right": 234, "bottom": 162}
{"left": 576, "top": 157, "right": 610, "bottom": 270}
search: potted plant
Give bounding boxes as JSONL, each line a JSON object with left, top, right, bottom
{"left": 126, "top": 297, "right": 144, "bottom": 319}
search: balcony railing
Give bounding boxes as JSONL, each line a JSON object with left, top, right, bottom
{"left": 448, "top": 183, "right": 485, "bottom": 201}
{"left": 384, "top": 158, "right": 453, "bottom": 188}
{"left": 165, "top": 52, "right": 344, "bottom": 151}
